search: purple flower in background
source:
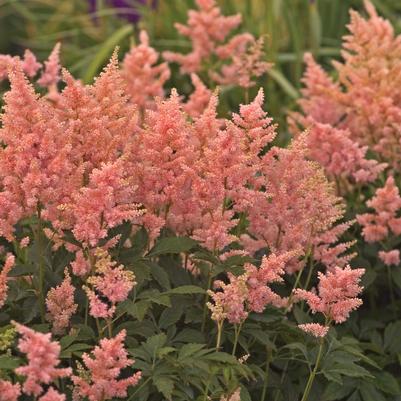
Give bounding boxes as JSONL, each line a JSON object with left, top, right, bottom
{"left": 88, "top": 0, "right": 157, "bottom": 23}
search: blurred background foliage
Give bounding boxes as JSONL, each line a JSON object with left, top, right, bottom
{"left": 1, "top": 0, "right": 401, "bottom": 125}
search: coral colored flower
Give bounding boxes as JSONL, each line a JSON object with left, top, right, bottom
{"left": 0, "top": 253, "right": 15, "bottom": 309}
{"left": 46, "top": 269, "right": 78, "bottom": 334}
{"left": 357, "top": 176, "right": 401, "bottom": 243}
{"left": 38, "top": 387, "right": 66, "bottom": 401}
{"left": 122, "top": 30, "right": 170, "bottom": 111}
{"left": 298, "top": 323, "right": 329, "bottom": 338}
{"left": 13, "top": 322, "right": 71, "bottom": 396}
{"left": 21, "top": 49, "right": 41, "bottom": 78}
{"left": 71, "top": 250, "right": 91, "bottom": 277}
{"left": 0, "top": 380, "right": 21, "bottom": 401}
{"left": 38, "top": 43, "right": 61, "bottom": 89}
{"left": 379, "top": 250, "right": 400, "bottom": 266}
{"left": 294, "top": 265, "right": 365, "bottom": 324}
{"left": 183, "top": 73, "right": 212, "bottom": 118}
{"left": 72, "top": 330, "right": 141, "bottom": 401}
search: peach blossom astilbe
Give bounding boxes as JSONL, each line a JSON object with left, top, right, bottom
{"left": 122, "top": 30, "right": 170, "bottom": 111}
{"left": 38, "top": 387, "right": 66, "bottom": 401}
{"left": 85, "top": 249, "right": 136, "bottom": 319}
{"left": 183, "top": 73, "right": 212, "bottom": 118}
{"left": 244, "top": 134, "right": 347, "bottom": 273}
{"left": 55, "top": 160, "right": 143, "bottom": 247}
{"left": 357, "top": 176, "right": 401, "bottom": 243}
{"left": 37, "top": 43, "right": 61, "bottom": 89}
{"left": 46, "top": 269, "right": 78, "bottom": 334}
{"left": 292, "top": 2, "right": 401, "bottom": 166}
{"left": 0, "top": 380, "right": 21, "bottom": 401}
{"left": 71, "top": 330, "right": 141, "bottom": 401}
{"left": 13, "top": 322, "right": 71, "bottom": 396}
{"left": 294, "top": 265, "right": 365, "bottom": 336}
{"left": 0, "top": 254, "right": 15, "bottom": 309}
{"left": 163, "top": 0, "right": 242, "bottom": 74}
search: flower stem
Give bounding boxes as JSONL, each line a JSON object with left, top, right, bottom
{"left": 300, "top": 338, "right": 324, "bottom": 401}
{"left": 216, "top": 321, "right": 223, "bottom": 350}
{"left": 232, "top": 322, "right": 243, "bottom": 356}
{"left": 201, "top": 271, "right": 212, "bottom": 333}
{"left": 35, "top": 207, "right": 46, "bottom": 323}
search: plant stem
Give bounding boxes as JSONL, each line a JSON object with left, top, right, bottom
{"left": 201, "top": 270, "right": 212, "bottom": 333}
{"left": 216, "top": 321, "right": 223, "bottom": 350}
{"left": 300, "top": 338, "right": 325, "bottom": 401}
{"left": 232, "top": 322, "right": 243, "bottom": 356}
{"left": 260, "top": 346, "right": 273, "bottom": 401}
{"left": 386, "top": 265, "right": 396, "bottom": 318}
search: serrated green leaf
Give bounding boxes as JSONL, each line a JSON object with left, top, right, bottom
{"left": 147, "top": 236, "right": 197, "bottom": 257}
{"left": 165, "top": 285, "right": 205, "bottom": 295}
{"left": 153, "top": 375, "right": 174, "bottom": 400}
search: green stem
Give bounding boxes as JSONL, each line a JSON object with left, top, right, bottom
{"left": 300, "top": 338, "right": 325, "bottom": 401}
{"left": 201, "top": 271, "right": 212, "bottom": 333}
{"left": 386, "top": 265, "right": 396, "bottom": 317}
{"left": 216, "top": 321, "right": 223, "bottom": 350}
{"left": 260, "top": 346, "right": 273, "bottom": 401}
{"left": 232, "top": 322, "right": 243, "bottom": 356}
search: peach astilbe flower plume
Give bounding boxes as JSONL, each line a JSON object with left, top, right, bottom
{"left": 85, "top": 249, "right": 136, "bottom": 319}
{"left": 183, "top": 73, "right": 212, "bottom": 118}
{"left": 72, "top": 330, "right": 141, "bottom": 401}
{"left": 0, "top": 380, "right": 21, "bottom": 401}
{"left": 46, "top": 268, "right": 78, "bottom": 334}
{"left": 37, "top": 43, "right": 61, "bottom": 89}
{"left": 38, "top": 387, "right": 66, "bottom": 401}
{"left": 122, "top": 30, "right": 170, "bottom": 111}
{"left": 0, "top": 253, "right": 15, "bottom": 309}
{"left": 21, "top": 49, "right": 42, "bottom": 78}
{"left": 244, "top": 134, "right": 347, "bottom": 273}
{"left": 293, "top": 2, "right": 401, "bottom": 166}
{"left": 357, "top": 176, "right": 401, "bottom": 243}
{"left": 57, "top": 52, "right": 137, "bottom": 171}
{"left": 55, "top": 160, "right": 143, "bottom": 247}
{"left": 163, "top": 0, "right": 242, "bottom": 74}
{"left": 208, "top": 252, "right": 291, "bottom": 324}
{"left": 13, "top": 322, "right": 71, "bottom": 396}
{"left": 294, "top": 265, "right": 365, "bottom": 337}
{"left": 211, "top": 36, "right": 272, "bottom": 88}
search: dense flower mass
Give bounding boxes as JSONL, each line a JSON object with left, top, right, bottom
{"left": 13, "top": 323, "right": 72, "bottom": 396}
{"left": 71, "top": 330, "right": 141, "bottom": 401}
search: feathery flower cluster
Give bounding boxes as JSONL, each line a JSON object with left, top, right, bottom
{"left": 208, "top": 252, "right": 290, "bottom": 324}
{"left": 46, "top": 269, "right": 78, "bottom": 334}
{"left": 13, "top": 322, "right": 71, "bottom": 396}
{"left": 163, "top": 0, "right": 269, "bottom": 87}
{"left": 294, "top": 265, "right": 365, "bottom": 337}
{"left": 292, "top": 1, "right": 401, "bottom": 167}
{"left": 0, "top": 254, "right": 15, "bottom": 309}
{"left": 0, "top": 380, "right": 21, "bottom": 401}
{"left": 122, "top": 30, "right": 170, "bottom": 112}
{"left": 72, "top": 330, "right": 141, "bottom": 401}
{"left": 243, "top": 134, "right": 348, "bottom": 272}
{"left": 357, "top": 176, "right": 401, "bottom": 265}
{"left": 85, "top": 249, "right": 135, "bottom": 318}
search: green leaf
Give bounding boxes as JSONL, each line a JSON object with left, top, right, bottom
{"left": 153, "top": 375, "right": 174, "bottom": 400}
{"left": 159, "top": 302, "right": 183, "bottom": 329}
{"left": 322, "top": 382, "right": 353, "bottom": 401}
{"left": 8, "top": 263, "right": 35, "bottom": 277}
{"left": 83, "top": 24, "right": 134, "bottom": 83}
{"left": 375, "top": 371, "right": 401, "bottom": 395}
{"left": 165, "top": 285, "right": 205, "bottom": 295}
{"left": 144, "top": 334, "right": 167, "bottom": 357}
{"left": 147, "top": 236, "right": 197, "bottom": 257}
{"left": 0, "top": 355, "right": 22, "bottom": 370}
{"left": 359, "top": 383, "right": 386, "bottom": 401}
{"left": 126, "top": 300, "right": 151, "bottom": 321}
{"left": 203, "top": 352, "right": 238, "bottom": 364}
{"left": 178, "top": 343, "right": 206, "bottom": 360}
{"left": 60, "top": 343, "right": 92, "bottom": 358}
{"left": 324, "top": 363, "right": 373, "bottom": 379}
{"left": 149, "top": 262, "right": 171, "bottom": 290}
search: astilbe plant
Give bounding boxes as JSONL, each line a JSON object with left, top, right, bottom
{"left": 0, "top": 8, "right": 388, "bottom": 400}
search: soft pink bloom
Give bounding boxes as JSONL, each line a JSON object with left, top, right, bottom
{"left": 0, "top": 253, "right": 15, "bottom": 309}
{"left": 357, "top": 176, "right": 401, "bottom": 243}
{"left": 183, "top": 73, "right": 212, "bottom": 118}
{"left": 163, "top": 0, "right": 242, "bottom": 74}
{"left": 379, "top": 250, "right": 400, "bottom": 266}
{"left": 220, "top": 388, "right": 241, "bottom": 401}
{"left": 72, "top": 330, "right": 141, "bottom": 401}
{"left": 294, "top": 265, "right": 365, "bottom": 324}
{"left": 38, "top": 387, "right": 66, "bottom": 401}
{"left": 0, "top": 380, "right": 21, "bottom": 401}
{"left": 46, "top": 269, "right": 78, "bottom": 334}
{"left": 19, "top": 236, "right": 30, "bottom": 248}
{"left": 208, "top": 272, "right": 249, "bottom": 324}
{"left": 38, "top": 43, "right": 61, "bottom": 88}
{"left": 13, "top": 322, "right": 71, "bottom": 396}
{"left": 71, "top": 250, "right": 91, "bottom": 277}
{"left": 22, "top": 49, "right": 41, "bottom": 78}
{"left": 298, "top": 323, "right": 329, "bottom": 338}
{"left": 122, "top": 30, "right": 170, "bottom": 112}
